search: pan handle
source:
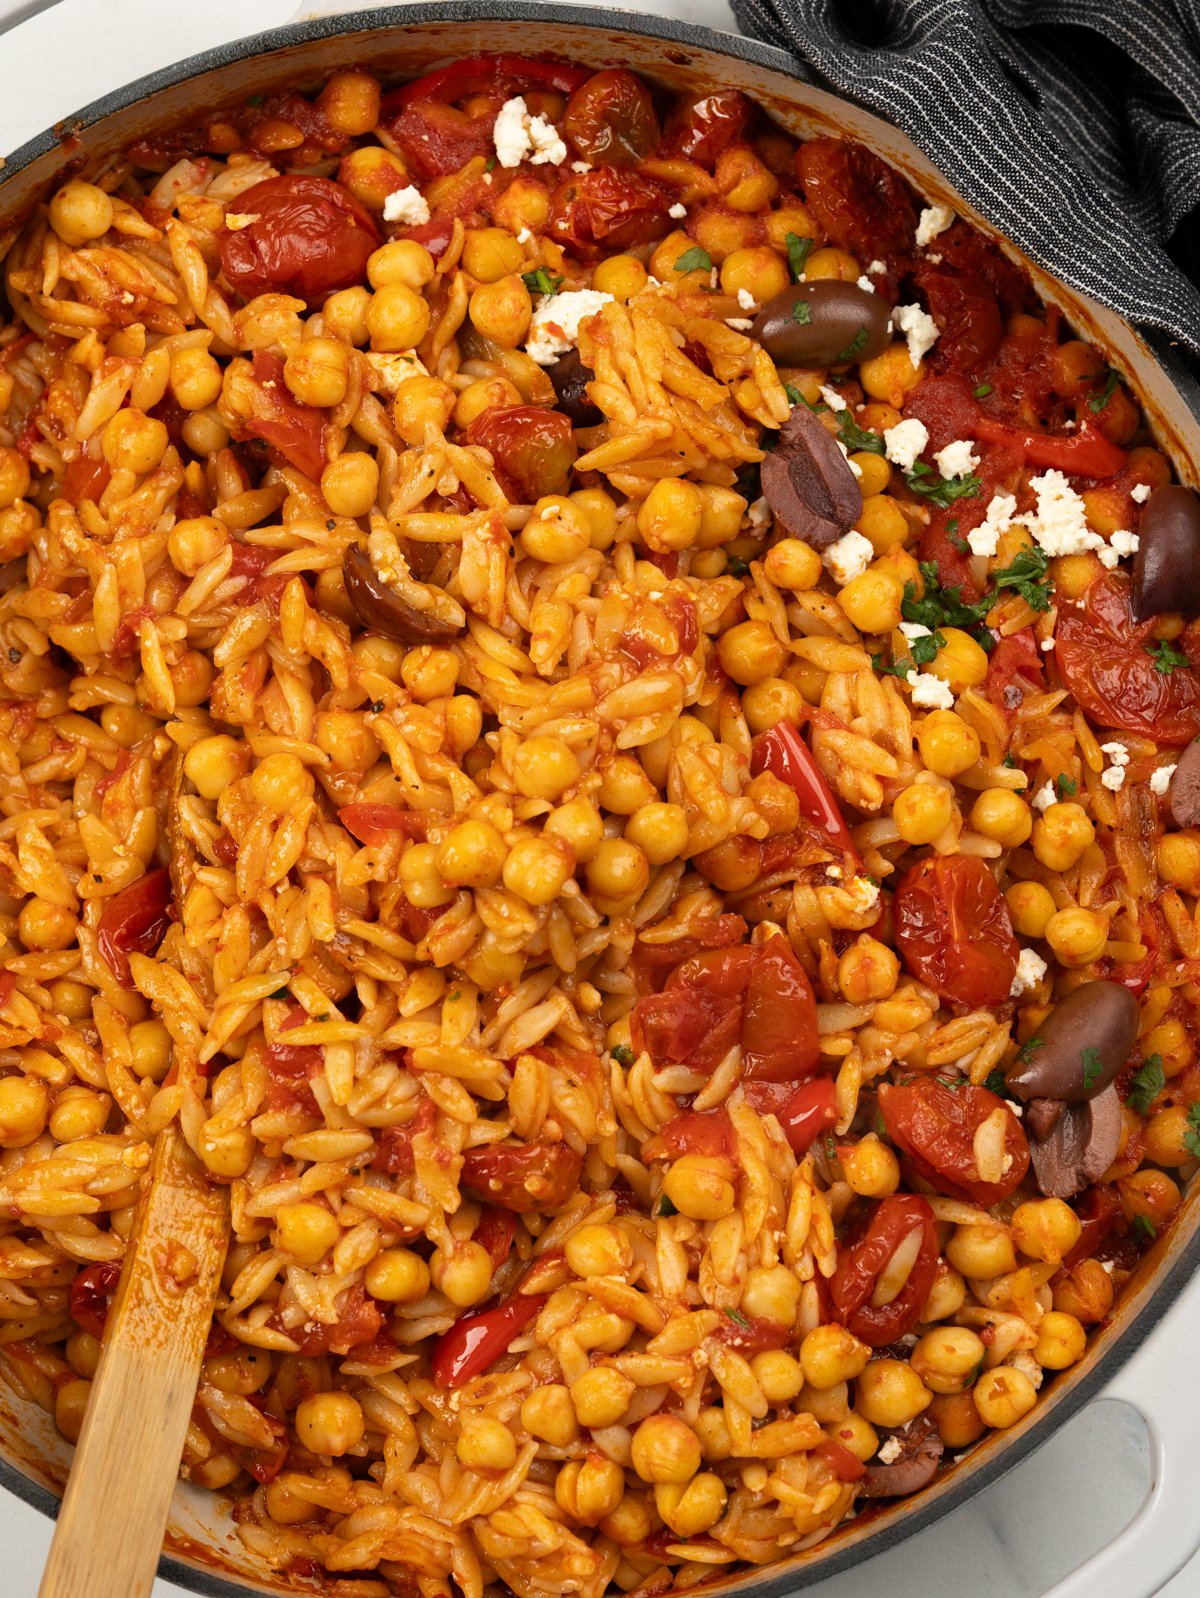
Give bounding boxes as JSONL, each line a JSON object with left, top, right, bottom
{"left": 1042, "top": 1261, "right": 1200, "bottom": 1598}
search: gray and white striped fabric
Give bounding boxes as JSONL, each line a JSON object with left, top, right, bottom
{"left": 730, "top": 0, "right": 1200, "bottom": 363}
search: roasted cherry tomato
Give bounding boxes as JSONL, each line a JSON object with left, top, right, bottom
{"left": 70, "top": 1260, "right": 122, "bottom": 1340}
{"left": 878, "top": 1079, "right": 1030, "bottom": 1205}
{"left": 829, "top": 1194, "right": 938, "bottom": 1347}
{"left": 432, "top": 1288, "right": 546, "bottom": 1387}
{"left": 248, "top": 91, "right": 347, "bottom": 161}
{"left": 218, "top": 175, "right": 379, "bottom": 303}
{"left": 813, "top": 1438, "right": 868, "bottom": 1483}
{"left": 917, "top": 270, "right": 1002, "bottom": 373}
{"left": 387, "top": 53, "right": 589, "bottom": 108}
{"left": 62, "top": 454, "right": 111, "bottom": 505}
{"left": 465, "top": 404, "right": 576, "bottom": 501}
{"left": 460, "top": 1140, "right": 583, "bottom": 1213}
{"left": 795, "top": 137, "right": 917, "bottom": 263}
{"left": 974, "top": 415, "right": 1127, "bottom": 479}
{"left": 562, "top": 70, "right": 660, "bottom": 167}
{"left": 741, "top": 1076, "right": 840, "bottom": 1155}
{"left": 713, "top": 1311, "right": 791, "bottom": 1355}
{"left": 282, "top": 1283, "right": 385, "bottom": 1356}
{"left": 893, "top": 855, "right": 1018, "bottom": 1010}
{"left": 631, "top": 935, "right": 820, "bottom": 1082}
{"left": 984, "top": 630, "right": 1045, "bottom": 723}
{"left": 338, "top": 803, "right": 430, "bottom": 847}
{"left": 227, "top": 541, "right": 314, "bottom": 615}
{"left": 234, "top": 351, "right": 328, "bottom": 480}
{"left": 475, "top": 1206, "right": 518, "bottom": 1271}
{"left": 548, "top": 167, "right": 672, "bottom": 254}
{"left": 633, "top": 914, "right": 747, "bottom": 987}
{"left": 643, "top": 1109, "right": 735, "bottom": 1161}
{"left": 96, "top": 866, "right": 172, "bottom": 988}
{"left": 371, "top": 1097, "right": 436, "bottom": 1175}
{"left": 750, "top": 722, "right": 857, "bottom": 856}
{"left": 1055, "top": 572, "right": 1200, "bottom": 744}
{"left": 661, "top": 90, "right": 752, "bottom": 167}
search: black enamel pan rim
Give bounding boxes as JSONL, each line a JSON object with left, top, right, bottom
{"left": 2, "top": 5, "right": 1199, "bottom": 1594}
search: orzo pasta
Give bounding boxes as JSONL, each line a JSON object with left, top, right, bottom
{"left": 1, "top": 51, "right": 1199, "bottom": 1597}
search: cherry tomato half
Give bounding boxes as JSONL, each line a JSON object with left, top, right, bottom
{"left": 661, "top": 91, "right": 753, "bottom": 167}
{"left": 218, "top": 175, "right": 379, "bottom": 304}
{"left": 70, "top": 1260, "right": 122, "bottom": 1340}
{"left": 893, "top": 855, "right": 1018, "bottom": 1010}
{"left": 1055, "top": 572, "right": 1200, "bottom": 745}
{"left": 338, "top": 803, "right": 430, "bottom": 847}
{"left": 431, "top": 1288, "right": 546, "bottom": 1387}
{"left": 795, "top": 138, "right": 917, "bottom": 264}
{"left": 878, "top": 1078, "right": 1030, "bottom": 1205}
{"left": 96, "top": 866, "right": 172, "bottom": 988}
{"left": 234, "top": 351, "right": 328, "bottom": 480}
{"left": 465, "top": 404, "right": 576, "bottom": 501}
{"left": 460, "top": 1140, "right": 583, "bottom": 1213}
{"left": 643, "top": 1109, "right": 735, "bottom": 1161}
{"left": 475, "top": 1206, "right": 518, "bottom": 1271}
{"left": 548, "top": 168, "right": 672, "bottom": 254}
{"left": 562, "top": 70, "right": 660, "bottom": 168}
{"left": 829, "top": 1194, "right": 938, "bottom": 1347}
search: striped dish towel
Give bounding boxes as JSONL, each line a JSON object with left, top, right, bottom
{"left": 729, "top": 0, "right": 1200, "bottom": 366}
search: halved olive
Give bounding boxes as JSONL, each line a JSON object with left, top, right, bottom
{"left": 342, "top": 546, "right": 463, "bottom": 643}
{"left": 750, "top": 281, "right": 892, "bottom": 369}
{"left": 1029, "top": 1085, "right": 1122, "bottom": 1200}
{"left": 546, "top": 349, "right": 602, "bottom": 426}
{"left": 1131, "top": 484, "right": 1200, "bottom": 620}
{"left": 759, "top": 404, "right": 862, "bottom": 548}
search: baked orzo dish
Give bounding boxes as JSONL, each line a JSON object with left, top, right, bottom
{"left": 1, "top": 52, "right": 1199, "bottom": 1596}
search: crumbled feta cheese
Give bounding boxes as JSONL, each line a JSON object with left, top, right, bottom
{"left": 867, "top": 260, "right": 886, "bottom": 275}
{"left": 1032, "top": 782, "right": 1056, "bottom": 811}
{"left": 1017, "top": 470, "right": 1105, "bottom": 558}
{"left": 1131, "top": 482, "right": 1152, "bottom": 504}
{"left": 899, "top": 622, "right": 932, "bottom": 641}
{"left": 1109, "top": 529, "right": 1140, "bottom": 559}
{"left": 1010, "top": 947, "right": 1047, "bottom": 998}
{"left": 823, "top": 530, "right": 874, "bottom": 586}
{"left": 516, "top": 226, "right": 532, "bottom": 244}
{"left": 1100, "top": 740, "right": 1130, "bottom": 791}
{"left": 906, "top": 670, "right": 954, "bottom": 709}
{"left": 925, "top": 252, "right": 943, "bottom": 265}
{"left": 748, "top": 497, "right": 772, "bottom": 529}
{"left": 845, "top": 876, "right": 880, "bottom": 914}
{"left": 1008, "top": 1350, "right": 1044, "bottom": 1390}
{"left": 916, "top": 203, "right": 955, "bottom": 247}
{"left": 363, "top": 351, "right": 429, "bottom": 395}
{"left": 737, "top": 288, "right": 756, "bottom": 310}
{"left": 726, "top": 318, "right": 754, "bottom": 331}
{"left": 893, "top": 302, "right": 939, "bottom": 366}
{"left": 933, "top": 438, "right": 980, "bottom": 480}
{"left": 834, "top": 439, "right": 864, "bottom": 478}
{"left": 820, "top": 385, "right": 848, "bottom": 412}
{"left": 1101, "top": 766, "right": 1127, "bottom": 791}
{"left": 668, "top": 202, "right": 688, "bottom": 220}
{"left": 876, "top": 1437, "right": 904, "bottom": 1465}
{"left": 571, "top": 160, "right": 592, "bottom": 173}
{"left": 883, "top": 417, "right": 929, "bottom": 471}
{"left": 382, "top": 185, "right": 431, "bottom": 226}
{"left": 1042, "top": 637, "right": 1056, "bottom": 650}
{"left": 223, "top": 211, "right": 261, "bottom": 231}
{"left": 525, "top": 289, "right": 613, "bottom": 365}
{"left": 968, "top": 492, "right": 1017, "bottom": 558}
{"left": 855, "top": 274, "right": 876, "bottom": 293}
{"left": 493, "top": 96, "right": 567, "bottom": 168}
{"left": 1150, "top": 764, "right": 1177, "bottom": 796}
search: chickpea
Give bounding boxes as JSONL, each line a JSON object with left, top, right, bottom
{"left": 341, "top": 144, "right": 410, "bottom": 210}
{"left": 430, "top": 1239, "right": 493, "bottom": 1306}
{"left": 662, "top": 1154, "right": 736, "bottom": 1221}
{"left": 295, "top": 1392, "right": 365, "bottom": 1456}
{"left": 400, "top": 644, "right": 458, "bottom": 702}
{"left": 855, "top": 1359, "right": 932, "bottom": 1428}
{"left": 17, "top": 897, "right": 77, "bottom": 952}
{"left": 49, "top": 1087, "right": 109, "bottom": 1143}
{"left": 321, "top": 452, "right": 379, "bottom": 518}
{"left": 631, "top": 1413, "right": 702, "bottom": 1485}
{"left": 393, "top": 375, "right": 456, "bottom": 445}
{"left": 1120, "top": 1167, "right": 1181, "bottom": 1229}
{"left": 856, "top": 493, "right": 909, "bottom": 555}
{"left": 1051, "top": 339, "right": 1104, "bottom": 397}
{"left": 718, "top": 619, "right": 788, "bottom": 685}
{"left": 66, "top": 1329, "right": 102, "bottom": 1381}
{"left": 840, "top": 569, "right": 904, "bottom": 634}
{"left": 973, "top": 1366, "right": 1037, "bottom": 1430}
{"left": 364, "top": 1247, "right": 430, "bottom": 1302}
{"left": 557, "top": 1456, "right": 625, "bottom": 1524}
{"left": 437, "top": 819, "right": 507, "bottom": 888}
{"left": 1158, "top": 832, "right": 1200, "bottom": 894}
{"left": 893, "top": 780, "right": 954, "bottom": 845}
{"left": 930, "top": 1390, "right": 987, "bottom": 1449}
{"left": 0, "top": 447, "right": 30, "bottom": 512}
{"left": 1052, "top": 1259, "right": 1114, "bottom": 1325}
{"left": 323, "top": 284, "right": 373, "bottom": 345}
{"left": 0, "top": 1075, "right": 49, "bottom": 1148}
{"left": 826, "top": 1412, "right": 880, "bottom": 1462}
{"left": 695, "top": 483, "right": 746, "bottom": 548}
{"left": 181, "top": 406, "right": 229, "bottom": 456}
{"left": 55, "top": 1378, "right": 92, "bottom": 1445}
{"left": 1032, "top": 802, "right": 1095, "bottom": 873}
{"left": 368, "top": 239, "right": 435, "bottom": 291}
{"left": 592, "top": 253, "right": 648, "bottom": 301}
{"left": 839, "top": 1134, "right": 901, "bottom": 1198}
{"left": 183, "top": 733, "right": 245, "bottom": 800}
{"left": 572, "top": 485, "right": 619, "bottom": 549}
{"left": 637, "top": 478, "right": 703, "bottom": 555}
{"left": 1044, "top": 907, "right": 1109, "bottom": 967}
{"left": 129, "top": 1019, "right": 171, "bottom": 1081}
{"left": 457, "top": 1415, "right": 517, "bottom": 1472}
{"left": 444, "top": 693, "right": 483, "bottom": 759}
{"left": 284, "top": 338, "right": 349, "bottom": 408}
{"left": 655, "top": 1473, "right": 727, "bottom": 1537}
{"left": 468, "top": 275, "right": 531, "bottom": 348}
{"left": 566, "top": 1222, "right": 633, "bottom": 1279}
{"left": 751, "top": 1349, "right": 805, "bottom": 1405}
{"left": 1006, "top": 880, "right": 1056, "bottom": 939}
{"left": 50, "top": 978, "right": 94, "bottom": 1023}
{"left": 521, "top": 496, "right": 591, "bottom": 562}
{"left": 521, "top": 1383, "right": 580, "bottom": 1446}
{"left": 741, "top": 678, "right": 805, "bottom": 737}
{"left": 49, "top": 180, "right": 114, "bottom": 245}
{"left": 250, "top": 752, "right": 311, "bottom": 814}
{"left": 804, "top": 246, "right": 860, "bottom": 281}
{"left": 945, "top": 1223, "right": 1018, "bottom": 1280}
{"left": 801, "top": 1324, "right": 871, "bottom": 1390}
{"left": 695, "top": 1405, "right": 734, "bottom": 1462}
{"left": 318, "top": 68, "right": 381, "bottom": 135}
{"left": 853, "top": 453, "right": 892, "bottom": 497}
{"left": 1035, "top": 1310, "right": 1087, "bottom": 1371}
{"left": 859, "top": 343, "right": 923, "bottom": 406}
{"left": 462, "top": 226, "right": 524, "bottom": 282}
{"left": 1140, "top": 1018, "right": 1191, "bottom": 1080}
{"left": 273, "top": 1202, "right": 340, "bottom": 1265}
{"left": 585, "top": 837, "right": 649, "bottom": 905}
{"left": 570, "top": 1366, "right": 635, "bottom": 1429}
{"left": 916, "top": 709, "right": 981, "bottom": 778}
{"left": 102, "top": 408, "right": 169, "bottom": 475}
{"left": 367, "top": 283, "right": 432, "bottom": 351}
{"left": 168, "top": 515, "right": 226, "bottom": 577}
{"left": 624, "top": 801, "right": 689, "bottom": 866}
{"left": 492, "top": 175, "right": 550, "bottom": 237}
{"left": 719, "top": 246, "right": 788, "bottom": 304}
{"left": 911, "top": 1327, "right": 986, "bottom": 1395}
{"left": 920, "top": 1262, "right": 967, "bottom": 1323}
{"left": 503, "top": 834, "right": 575, "bottom": 906}
{"left": 264, "top": 1475, "right": 318, "bottom": 1526}
{"left": 764, "top": 538, "right": 822, "bottom": 591}
{"left": 971, "top": 788, "right": 1033, "bottom": 848}
{"left": 1143, "top": 1104, "right": 1194, "bottom": 1167}
{"left": 597, "top": 756, "right": 655, "bottom": 816}
{"left": 928, "top": 626, "right": 989, "bottom": 691}
{"left": 1011, "top": 1198, "right": 1082, "bottom": 1265}
{"left": 545, "top": 796, "right": 604, "bottom": 863}
{"left": 165, "top": 346, "right": 222, "bottom": 411}
{"left": 836, "top": 937, "right": 900, "bottom": 1007}
{"left": 397, "top": 841, "right": 455, "bottom": 909}
{"left": 742, "top": 1264, "right": 803, "bottom": 1327}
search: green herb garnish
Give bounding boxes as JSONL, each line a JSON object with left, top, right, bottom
{"left": 656, "top": 1194, "right": 678, "bottom": 1217}
{"left": 727, "top": 555, "right": 751, "bottom": 577}
{"left": 904, "top": 460, "right": 983, "bottom": 508}
{"left": 674, "top": 245, "right": 712, "bottom": 274}
{"left": 836, "top": 412, "right": 886, "bottom": 457}
{"left": 246, "top": 94, "right": 264, "bottom": 107}
{"left": 1081, "top": 1047, "right": 1103, "bottom": 1093}
{"left": 902, "top": 562, "right": 993, "bottom": 651}
{"left": 973, "top": 383, "right": 993, "bottom": 398}
{"left": 835, "top": 327, "right": 869, "bottom": 363}
{"left": 1147, "top": 638, "right": 1189, "bottom": 674}
{"left": 521, "top": 268, "right": 563, "bottom": 297}
{"left": 1127, "top": 1054, "right": 1166, "bottom": 1115}
{"left": 725, "top": 1307, "right": 751, "bottom": 1330}
{"left": 1183, "top": 1102, "right": 1200, "bottom": 1161}
{"left": 1003, "top": 752, "right": 1018, "bottom": 768}
{"left": 874, "top": 1108, "right": 886, "bottom": 1137}
{"left": 1088, "top": 368, "right": 1120, "bottom": 413}
{"left": 784, "top": 383, "right": 803, "bottom": 406}
{"left": 1056, "top": 774, "right": 1077, "bottom": 800}
{"left": 1132, "top": 1214, "right": 1158, "bottom": 1246}
{"left": 984, "top": 1068, "right": 1015, "bottom": 1100}
{"left": 611, "top": 1043, "right": 634, "bottom": 1068}
{"left": 1017, "top": 1034, "right": 1045, "bottom": 1063}
{"left": 270, "top": 985, "right": 290, "bottom": 1000}
{"left": 946, "top": 517, "right": 970, "bottom": 554}
{"left": 785, "top": 232, "right": 814, "bottom": 281}
{"left": 992, "top": 545, "right": 1053, "bottom": 612}
{"left": 792, "top": 298, "right": 813, "bottom": 326}
{"left": 485, "top": 155, "right": 497, "bottom": 172}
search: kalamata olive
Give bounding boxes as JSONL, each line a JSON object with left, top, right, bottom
{"left": 546, "top": 349, "right": 602, "bottom": 426}
{"left": 1005, "top": 980, "right": 1137, "bottom": 1104}
{"left": 342, "top": 546, "right": 463, "bottom": 643}
{"left": 760, "top": 404, "right": 863, "bottom": 548}
{"left": 858, "top": 1421, "right": 943, "bottom": 1498}
{"left": 1131, "top": 484, "right": 1200, "bottom": 620}
{"left": 750, "top": 281, "right": 892, "bottom": 369}
{"left": 1029, "top": 1084, "right": 1122, "bottom": 1199}
{"left": 1168, "top": 737, "right": 1200, "bottom": 828}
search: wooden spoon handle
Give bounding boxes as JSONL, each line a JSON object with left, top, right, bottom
{"left": 38, "top": 1127, "right": 229, "bottom": 1598}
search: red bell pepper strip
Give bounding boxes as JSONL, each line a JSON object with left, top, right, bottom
{"left": 974, "top": 416, "right": 1127, "bottom": 479}
{"left": 389, "top": 54, "right": 589, "bottom": 107}
{"left": 750, "top": 723, "right": 857, "bottom": 856}
{"left": 813, "top": 1438, "right": 867, "bottom": 1483}
{"left": 431, "top": 1289, "right": 545, "bottom": 1387}
{"left": 776, "top": 1075, "right": 839, "bottom": 1155}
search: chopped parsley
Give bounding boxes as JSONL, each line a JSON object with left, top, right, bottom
{"left": 946, "top": 517, "right": 970, "bottom": 555}
{"left": 836, "top": 412, "right": 886, "bottom": 457}
{"left": 1184, "top": 1102, "right": 1200, "bottom": 1161}
{"left": 991, "top": 545, "right": 1053, "bottom": 612}
{"left": 874, "top": 1107, "right": 886, "bottom": 1137}
{"left": 872, "top": 652, "right": 916, "bottom": 678}
{"left": 521, "top": 267, "right": 563, "bottom": 297}
{"left": 7, "top": 648, "right": 20, "bottom": 663}
{"left": 784, "top": 383, "right": 803, "bottom": 406}
{"left": 904, "top": 460, "right": 983, "bottom": 508}
{"left": 246, "top": 94, "right": 264, "bottom": 107}
{"left": 792, "top": 298, "right": 813, "bottom": 326}
{"left": 611, "top": 1043, "right": 634, "bottom": 1068}
{"left": 973, "top": 383, "right": 993, "bottom": 398}
{"left": 725, "top": 1307, "right": 751, "bottom": 1330}
{"left": 902, "top": 562, "right": 993, "bottom": 651}
{"left": 674, "top": 245, "right": 712, "bottom": 274}
{"left": 1127, "top": 1054, "right": 1165, "bottom": 1115}
{"left": 1132, "top": 1214, "right": 1158, "bottom": 1246}
{"left": 984, "top": 1068, "right": 1016, "bottom": 1100}
{"left": 1147, "top": 638, "right": 1189, "bottom": 674}
{"left": 1003, "top": 752, "right": 1018, "bottom": 768}
{"left": 785, "top": 232, "right": 814, "bottom": 281}
{"left": 270, "top": 985, "right": 290, "bottom": 1000}
{"left": 485, "top": 155, "right": 497, "bottom": 172}
{"left": 1081, "top": 1047, "right": 1104, "bottom": 1093}
{"left": 1088, "top": 368, "right": 1120, "bottom": 413}
{"left": 1017, "top": 1033, "right": 1045, "bottom": 1063}
{"left": 836, "top": 327, "right": 869, "bottom": 363}
{"left": 1055, "top": 774, "right": 1077, "bottom": 800}
{"left": 371, "top": 699, "right": 385, "bottom": 714}
{"left": 727, "top": 555, "right": 751, "bottom": 577}
{"left": 656, "top": 1194, "right": 678, "bottom": 1217}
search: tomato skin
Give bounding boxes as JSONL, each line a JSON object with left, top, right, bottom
{"left": 975, "top": 415, "right": 1127, "bottom": 478}
{"left": 775, "top": 1076, "right": 840, "bottom": 1155}
{"left": 475, "top": 1206, "right": 518, "bottom": 1271}
{"left": 662, "top": 91, "right": 752, "bottom": 167}
{"left": 432, "top": 1289, "right": 546, "bottom": 1387}
{"left": 643, "top": 1109, "right": 735, "bottom": 1161}
{"left": 370, "top": 1097, "right": 436, "bottom": 1176}
{"left": 917, "top": 270, "right": 1002, "bottom": 372}
{"left": 338, "top": 803, "right": 429, "bottom": 847}
{"left": 713, "top": 1313, "right": 790, "bottom": 1355}
{"left": 234, "top": 352, "right": 328, "bottom": 480}
{"left": 984, "top": 630, "right": 1045, "bottom": 724}
{"left": 460, "top": 1140, "right": 583, "bottom": 1213}
{"left": 795, "top": 138, "right": 917, "bottom": 264}
{"left": 878, "top": 1079, "right": 1030, "bottom": 1205}
{"left": 1055, "top": 572, "right": 1200, "bottom": 745}
{"left": 562, "top": 70, "right": 660, "bottom": 167}
{"left": 813, "top": 1438, "right": 867, "bottom": 1483}
{"left": 893, "top": 856, "right": 1018, "bottom": 1010}
{"left": 70, "top": 1260, "right": 122, "bottom": 1340}
{"left": 63, "top": 454, "right": 111, "bottom": 505}
{"left": 830, "top": 1194, "right": 938, "bottom": 1347}
{"left": 548, "top": 168, "right": 672, "bottom": 253}
{"left": 96, "top": 866, "right": 172, "bottom": 987}
{"left": 388, "top": 54, "right": 590, "bottom": 109}
{"left": 284, "top": 1283, "right": 385, "bottom": 1356}
{"left": 218, "top": 175, "right": 379, "bottom": 303}
{"left": 465, "top": 404, "right": 576, "bottom": 501}
{"left": 750, "top": 723, "right": 856, "bottom": 856}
